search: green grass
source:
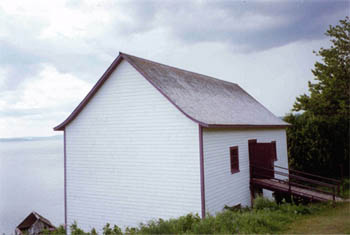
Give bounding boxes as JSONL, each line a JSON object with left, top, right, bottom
{"left": 65, "top": 197, "right": 334, "bottom": 234}
{"left": 46, "top": 196, "right": 350, "bottom": 234}
{"left": 284, "top": 202, "right": 350, "bottom": 234}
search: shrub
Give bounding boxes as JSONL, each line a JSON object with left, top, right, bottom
{"left": 42, "top": 225, "right": 66, "bottom": 235}
{"left": 65, "top": 197, "right": 331, "bottom": 234}
{"left": 70, "top": 222, "right": 99, "bottom": 235}
{"left": 253, "top": 196, "right": 279, "bottom": 210}
{"left": 71, "top": 222, "right": 88, "bottom": 235}
{"left": 103, "top": 223, "right": 123, "bottom": 235}
{"left": 341, "top": 178, "right": 350, "bottom": 198}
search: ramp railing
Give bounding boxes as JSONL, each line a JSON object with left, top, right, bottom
{"left": 250, "top": 164, "right": 342, "bottom": 202}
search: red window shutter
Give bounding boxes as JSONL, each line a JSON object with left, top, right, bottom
{"left": 230, "top": 146, "right": 239, "bottom": 174}
{"left": 271, "top": 141, "right": 277, "bottom": 161}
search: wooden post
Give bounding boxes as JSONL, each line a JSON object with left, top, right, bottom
{"left": 250, "top": 184, "right": 255, "bottom": 207}
{"left": 339, "top": 164, "right": 343, "bottom": 196}
{"left": 288, "top": 180, "right": 291, "bottom": 193}
{"left": 339, "top": 164, "right": 343, "bottom": 180}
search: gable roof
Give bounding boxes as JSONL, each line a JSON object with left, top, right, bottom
{"left": 17, "top": 211, "right": 55, "bottom": 230}
{"left": 54, "top": 52, "right": 289, "bottom": 131}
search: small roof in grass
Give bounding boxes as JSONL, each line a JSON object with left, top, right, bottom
{"left": 54, "top": 52, "right": 289, "bottom": 130}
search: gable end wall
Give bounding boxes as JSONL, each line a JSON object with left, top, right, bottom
{"left": 65, "top": 60, "right": 201, "bottom": 232}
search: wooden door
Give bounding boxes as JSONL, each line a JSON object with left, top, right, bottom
{"left": 249, "top": 139, "right": 276, "bottom": 179}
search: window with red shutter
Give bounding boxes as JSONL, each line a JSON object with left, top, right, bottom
{"left": 230, "top": 146, "right": 239, "bottom": 174}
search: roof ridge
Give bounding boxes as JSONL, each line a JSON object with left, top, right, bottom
{"left": 120, "top": 52, "right": 238, "bottom": 87}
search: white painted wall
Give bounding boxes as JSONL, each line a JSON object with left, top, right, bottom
{"left": 202, "top": 128, "right": 288, "bottom": 215}
{"left": 65, "top": 60, "right": 201, "bottom": 232}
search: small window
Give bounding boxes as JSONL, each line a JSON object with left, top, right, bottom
{"left": 230, "top": 146, "right": 239, "bottom": 174}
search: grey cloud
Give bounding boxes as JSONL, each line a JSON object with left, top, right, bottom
{"left": 0, "top": 9, "right": 115, "bottom": 91}
{"left": 0, "top": 41, "right": 44, "bottom": 91}
{"left": 0, "top": 102, "right": 80, "bottom": 119}
{"left": 118, "top": 0, "right": 349, "bottom": 52}
{"left": 0, "top": 108, "right": 43, "bottom": 117}
{"left": 0, "top": 0, "right": 348, "bottom": 106}
{"left": 116, "top": 1, "right": 158, "bottom": 34}
{"left": 2, "top": 0, "right": 347, "bottom": 91}
{"left": 0, "top": 9, "right": 47, "bottom": 90}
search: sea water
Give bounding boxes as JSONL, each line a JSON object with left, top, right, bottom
{"left": 0, "top": 138, "right": 64, "bottom": 234}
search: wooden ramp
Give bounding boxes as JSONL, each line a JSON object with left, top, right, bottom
{"left": 250, "top": 165, "right": 343, "bottom": 203}
{"left": 252, "top": 178, "right": 342, "bottom": 202}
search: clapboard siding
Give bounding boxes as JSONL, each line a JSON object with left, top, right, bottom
{"left": 203, "top": 128, "right": 288, "bottom": 214}
{"left": 65, "top": 61, "right": 200, "bottom": 232}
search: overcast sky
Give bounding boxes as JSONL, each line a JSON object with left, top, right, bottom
{"left": 0, "top": 0, "right": 348, "bottom": 138}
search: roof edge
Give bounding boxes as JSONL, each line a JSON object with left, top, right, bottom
{"left": 53, "top": 53, "right": 124, "bottom": 131}
{"left": 120, "top": 52, "right": 207, "bottom": 127}
{"left": 204, "top": 124, "right": 291, "bottom": 129}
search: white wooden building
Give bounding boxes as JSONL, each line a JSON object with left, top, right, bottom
{"left": 54, "top": 52, "right": 290, "bottom": 232}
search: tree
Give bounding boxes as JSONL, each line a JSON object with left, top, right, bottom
{"left": 293, "top": 17, "right": 349, "bottom": 117}
{"left": 285, "top": 17, "right": 350, "bottom": 178}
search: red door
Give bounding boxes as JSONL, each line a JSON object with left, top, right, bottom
{"left": 249, "top": 140, "right": 276, "bottom": 179}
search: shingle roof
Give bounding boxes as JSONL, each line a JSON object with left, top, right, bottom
{"left": 54, "top": 52, "right": 289, "bottom": 130}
